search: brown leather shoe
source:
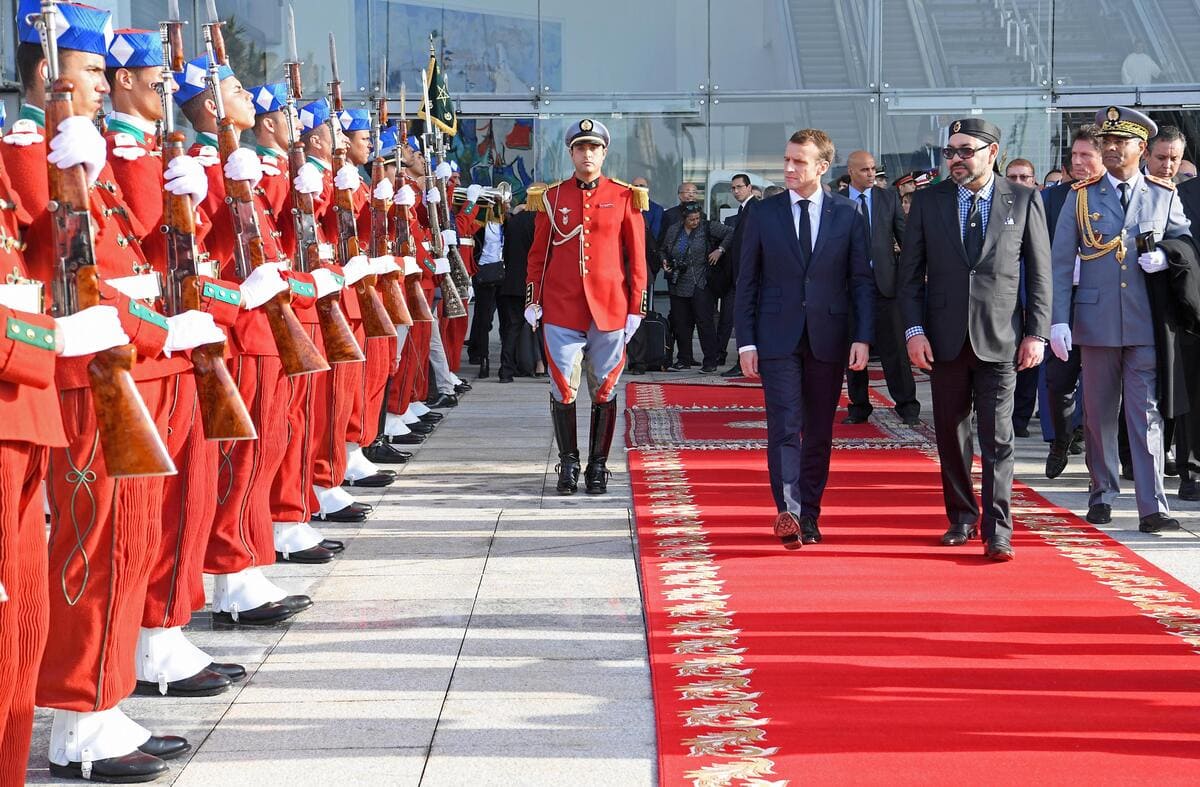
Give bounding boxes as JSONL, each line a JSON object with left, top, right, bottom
{"left": 773, "top": 511, "right": 802, "bottom": 550}
{"left": 984, "top": 539, "right": 1015, "bottom": 561}
{"left": 941, "top": 523, "right": 979, "bottom": 546}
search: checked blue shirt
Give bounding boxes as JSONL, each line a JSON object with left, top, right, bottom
{"left": 905, "top": 175, "right": 996, "bottom": 342}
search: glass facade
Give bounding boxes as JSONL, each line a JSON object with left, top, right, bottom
{"left": 4, "top": 1, "right": 1200, "bottom": 209}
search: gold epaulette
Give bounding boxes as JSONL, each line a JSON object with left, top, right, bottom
{"left": 611, "top": 178, "right": 649, "bottom": 211}
{"left": 1071, "top": 174, "right": 1102, "bottom": 191}
{"left": 1146, "top": 174, "right": 1176, "bottom": 190}
{"left": 527, "top": 181, "right": 559, "bottom": 213}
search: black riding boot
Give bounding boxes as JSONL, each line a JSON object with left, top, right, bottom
{"left": 551, "top": 399, "right": 580, "bottom": 494}
{"left": 584, "top": 400, "right": 618, "bottom": 494}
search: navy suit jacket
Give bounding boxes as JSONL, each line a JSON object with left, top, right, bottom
{"left": 735, "top": 190, "right": 875, "bottom": 362}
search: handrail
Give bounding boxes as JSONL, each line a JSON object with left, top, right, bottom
{"left": 905, "top": 0, "right": 943, "bottom": 87}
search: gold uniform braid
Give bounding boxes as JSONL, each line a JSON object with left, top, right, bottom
{"left": 1075, "top": 187, "right": 1126, "bottom": 263}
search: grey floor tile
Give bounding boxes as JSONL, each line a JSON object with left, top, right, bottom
{"left": 172, "top": 748, "right": 427, "bottom": 787}
{"left": 199, "top": 699, "right": 443, "bottom": 752}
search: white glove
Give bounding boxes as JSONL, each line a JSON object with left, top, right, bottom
{"left": 373, "top": 178, "right": 394, "bottom": 202}
{"left": 524, "top": 304, "right": 542, "bottom": 329}
{"left": 624, "top": 314, "right": 643, "bottom": 344}
{"left": 1049, "top": 323, "right": 1072, "bottom": 363}
{"left": 293, "top": 162, "right": 323, "bottom": 195}
{"left": 434, "top": 161, "right": 453, "bottom": 180}
{"left": 402, "top": 256, "right": 420, "bottom": 276}
{"left": 310, "top": 268, "right": 344, "bottom": 298}
{"left": 56, "top": 305, "right": 130, "bottom": 357}
{"left": 164, "top": 310, "right": 226, "bottom": 355}
{"left": 1138, "top": 248, "right": 1168, "bottom": 273}
{"left": 465, "top": 183, "right": 483, "bottom": 204}
{"left": 224, "top": 147, "right": 263, "bottom": 187}
{"left": 370, "top": 255, "right": 400, "bottom": 275}
{"left": 395, "top": 184, "right": 416, "bottom": 207}
{"left": 335, "top": 165, "right": 361, "bottom": 191}
{"left": 341, "top": 255, "right": 373, "bottom": 287}
{"left": 465, "top": 285, "right": 475, "bottom": 301}
{"left": 424, "top": 187, "right": 441, "bottom": 205}
{"left": 433, "top": 257, "right": 451, "bottom": 275}
{"left": 441, "top": 228, "right": 459, "bottom": 247}
{"left": 47, "top": 116, "right": 106, "bottom": 186}
{"left": 163, "top": 154, "right": 208, "bottom": 205}
{"left": 240, "top": 262, "right": 289, "bottom": 310}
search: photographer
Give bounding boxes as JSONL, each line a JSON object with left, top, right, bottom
{"left": 662, "top": 202, "right": 732, "bottom": 371}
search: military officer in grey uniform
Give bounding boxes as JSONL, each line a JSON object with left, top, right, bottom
{"left": 1049, "top": 106, "right": 1192, "bottom": 533}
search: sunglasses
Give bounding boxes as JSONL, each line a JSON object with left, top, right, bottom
{"left": 941, "top": 143, "right": 990, "bottom": 161}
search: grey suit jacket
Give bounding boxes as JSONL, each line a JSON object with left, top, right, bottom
{"left": 1051, "top": 172, "right": 1191, "bottom": 347}
{"left": 897, "top": 176, "right": 1052, "bottom": 363}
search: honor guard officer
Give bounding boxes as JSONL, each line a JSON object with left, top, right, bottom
{"left": 525, "top": 118, "right": 648, "bottom": 495}
{"left": 1050, "top": 106, "right": 1193, "bottom": 533}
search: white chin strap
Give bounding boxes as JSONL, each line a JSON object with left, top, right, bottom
{"left": 384, "top": 413, "right": 412, "bottom": 437}
{"left": 314, "top": 483, "right": 356, "bottom": 513}
{"left": 273, "top": 521, "right": 324, "bottom": 556}
{"left": 136, "top": 627, "right": 212, "bottom": 690}
{"left": 211, "top": 567, "right": 287, "bottom": 619}
{"left": 47, "top": 707, "right": 152, "bottom": 769}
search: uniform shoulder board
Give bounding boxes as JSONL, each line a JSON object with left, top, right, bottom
{"left": 1146, "top": 174, "right": 1176, "bottom": 190}
{"left": 527, "top": 181, "right": 559, "bottom": 213}
{"left": 610, "top": 178, "right": 650, "bottom": 211}
{"left": 196, "top": 145, "right": 220, "bottom": 167}
{"left": 2, "top": 119, "right": 43, "bottom": 147}
{"left": 1071, "top": 174, "right": 1102, "bottom": 191}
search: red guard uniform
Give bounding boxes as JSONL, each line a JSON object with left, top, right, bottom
{"left": 0, "top": 163, "right": 65, "bottom": 784}
{"left": 2, "top": 107, "right": 186, "bottom": 714}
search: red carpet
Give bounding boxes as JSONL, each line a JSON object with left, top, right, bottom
{"left": 627, "top": 382, "right": 1200, "bottom": 786}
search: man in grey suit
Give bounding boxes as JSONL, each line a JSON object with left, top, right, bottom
{"left": 1049, "top": 106, "right": 1191, "bottom": 533}
{"left": 899, "top": 118, "right": 1052, "bottom": 561}
{"left": 842, "top": 149, "right": 919, "bottom": 426}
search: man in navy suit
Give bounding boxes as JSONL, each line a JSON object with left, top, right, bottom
{"left": 736, "top": 128, "right": 874, "bottom": 549}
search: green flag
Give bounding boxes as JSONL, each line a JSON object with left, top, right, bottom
{"left": 420, "top": 50, "right": 457, "bottom": 136}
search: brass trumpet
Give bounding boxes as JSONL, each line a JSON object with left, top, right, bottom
{"left": 452, "top": 181, "right": 513, "bottom": 206}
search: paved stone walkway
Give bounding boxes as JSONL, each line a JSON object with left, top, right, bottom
{"left": 25, "top": 351, "right": 1200, "bottom": 785}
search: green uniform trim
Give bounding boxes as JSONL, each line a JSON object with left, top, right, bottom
{"left": 18, "top": 105, "right": 46, "bottom": 129}
{"left": 289, "top": 279, "right": 317, "bottom": 298}
{"left": 106, "top": 119, "right": 147, "bottom": 144}
{"left": 194, "top": 131, "right": 219, "bottom": 148}
{"left": 256, "top": 144, "right": 284, "bottom": 159}
{"left": 330, "top": 272, "right": 345, "bottom": 287}
{"left": 202, "top": 281, "right": 242, "bottom": 306}
{"left": 6, "top": 315, "right": 55, "bottom": 350}
{"left": 306, "top": 156, "right": 329, "bottom": 173}
{"left": 128, "top": 300, "right": 169, "bottom": 330}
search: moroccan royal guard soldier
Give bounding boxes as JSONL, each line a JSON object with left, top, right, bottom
{"left": 174, "top": 50, "right": 317, "bottom": 625}
{"left": 439, "top": 161, "right": 478, "bottom": 378}
{"left": 424, "top": 154, "right": 469, "bottom": 407}
{"left": 525, "top": 118, "right": 648, "bottom": 495}
{"left": 103, "top": 26, "right": 249, "bottom": 702}
{"left": 1050, "top": 106, "right": 1195, "bottom": 534}
{"left": 0, "top": 134, "right": 134, "bottom": 786}
{"left": 7, "top": 1, "right": 230, "bottom": 779}
{"left": 330, "top": 106, "right": 407, "bottom": 478}
{"left": 247, "top": 81, "right": 294, "bottom": 215}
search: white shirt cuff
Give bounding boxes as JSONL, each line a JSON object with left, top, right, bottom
{"left": 737, "top": 345, "right": 757, "bottom": 354}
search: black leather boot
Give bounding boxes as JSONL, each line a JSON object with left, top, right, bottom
{"left": 478, "top": 357, "right": 490, "bottom": 379}
{"left": 551, "top": 399, "right": 580, "bottom": 494}
{"left": 584, "top": 400, "right": 618, "bottom": 494}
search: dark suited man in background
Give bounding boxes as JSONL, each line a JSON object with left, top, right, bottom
{"left": 1174, "top": 168, "right": 1200, "bottom": 501}
{"left": 899, "top": 118, "right": 1051, "bottom": 561}
{"left": 1042, "top": 125, "right": 1104, "bottom": 478}
{"left": 842, "top": 149, "right": 918, "bottom": 426}
{"left": 718, "top": 173, "right": 757, "bottom": 376}
{"left": 737, "top": 128, "right": 874, "bottom": 550}
{"left": 495, "top": 185, "right": 542, "bottom": 383}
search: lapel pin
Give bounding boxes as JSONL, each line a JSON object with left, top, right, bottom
{"left": 1091, "top": 212, "right": 1102, "bottom": 220}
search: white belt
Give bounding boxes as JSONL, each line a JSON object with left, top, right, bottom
{"left": 458, "top": 238, "right": 475, "bottom": 247}
{"left": 194, "top": 259, "right": 218, "bottom": 279}
{"left": 318, "top": 243, "right": 336, "bottom": 262}
{"left": 106, "top": 273, "right": 162, "bottom": 301}
{"left": 0, "top": 282, "right": 43, "bottom": 313}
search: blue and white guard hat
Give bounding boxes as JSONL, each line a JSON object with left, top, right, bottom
{"left": 17, "top": 0, "right": 114, "bottom": 56}
{"left": 172, "top": 54, "right": 233, "bottom": 106}
{"left": 299, "top": 99, "right": 330, "bottom": 134}
{"left": 248, "top": 82, "right": 288, "bottom": 116}
{"left": 106, "top": 28, "right": 160, "bottom": 69}
{"left": 337, "top": 108, "right": 370, "bottom": 133}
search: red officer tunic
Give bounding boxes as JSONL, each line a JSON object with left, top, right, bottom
{"left": 1, "top": 107, "right": 182, "bottom": 713}
{"left": 0, "top": 164, "right": 64, "bottom": 784}
{"left": 526, "top": 175, "right": 648, "bottom": 333}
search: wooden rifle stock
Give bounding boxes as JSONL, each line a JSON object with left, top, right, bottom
{"left": 215, "top": 121, "right": 328, "bottom": 376}
{"left": 332, "top": 155, "right": 396, "bottom": 339}
{"left": 161, "top": 129, "right": 255, "bottom": 441}
{"left": 395, "top": 198, "right": 435, "bottom": 322}
{"left": 423, "top": 175, "right": 467, "bottom": 318}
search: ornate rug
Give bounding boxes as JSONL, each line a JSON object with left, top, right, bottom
{"left": 627, "top": 382, "right": 1200, "bottom": 786}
